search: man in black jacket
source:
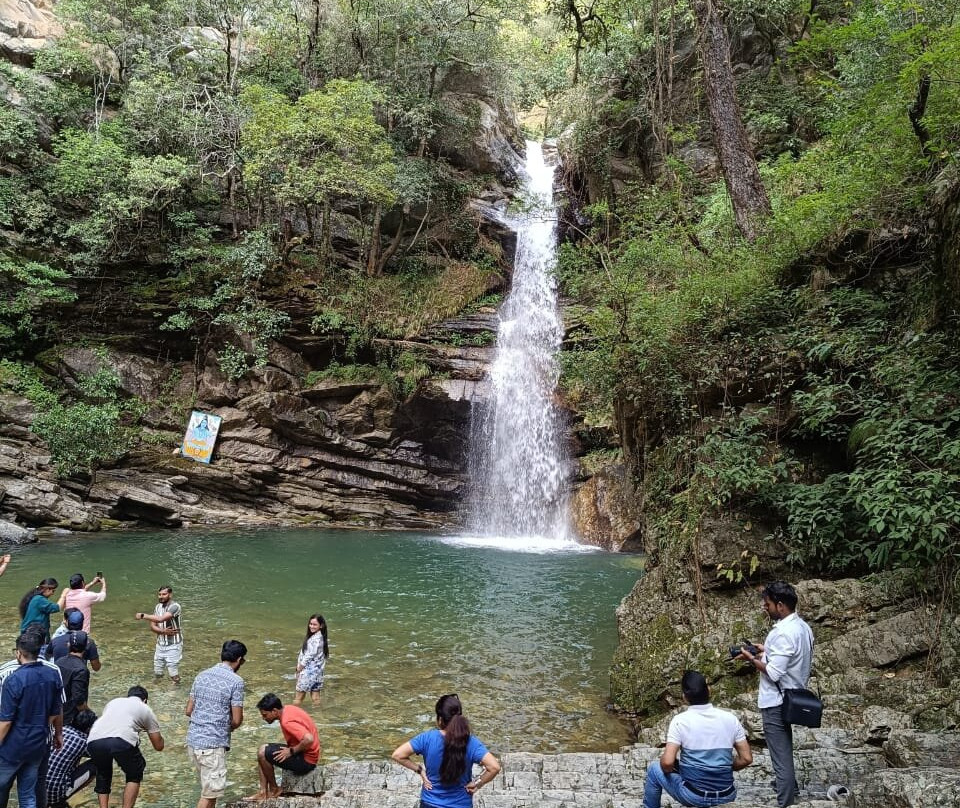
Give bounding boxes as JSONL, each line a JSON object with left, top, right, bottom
{"left": 55, "top": 632, "right": 90, "bottom": 729}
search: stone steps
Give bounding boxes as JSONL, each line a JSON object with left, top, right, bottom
{"left": 224, "top": 744, "right": 960, "bottom": 808}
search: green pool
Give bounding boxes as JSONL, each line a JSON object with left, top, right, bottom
{"left": 1, "top": 528, "right": 641, "bottom": 807}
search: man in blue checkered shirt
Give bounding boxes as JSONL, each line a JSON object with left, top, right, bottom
{"left": 46, "top": 709, "right": 97, "bottom": 808}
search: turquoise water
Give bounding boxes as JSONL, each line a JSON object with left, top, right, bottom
{"left": 0, "top": 528, "right": 640, "bottom": 806}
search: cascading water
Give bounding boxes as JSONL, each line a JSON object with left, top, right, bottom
{"left": 467, "top": 141, "right": 573, "bottom": 543}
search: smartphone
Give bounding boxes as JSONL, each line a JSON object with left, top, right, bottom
{"left": 96, "top": 571, "right": 103, "bottom": 577}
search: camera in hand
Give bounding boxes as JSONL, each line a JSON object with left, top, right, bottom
{"left": 729, "top": 640, "right": 759, "bottom": 658}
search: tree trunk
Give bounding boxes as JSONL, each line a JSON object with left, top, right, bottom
{"left": 694, "top": 0, "right": 771, "bottom": 241}
{"left": 377, "top": 205, "right": 409, "bottom": 274}
{"left": 320, "top": 200, "right": 332, "bottom": 266}
{"left": 366, "top": 204, "right": 382, "bottom": 276}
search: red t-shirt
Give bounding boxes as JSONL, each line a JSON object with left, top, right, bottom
{"left": 280, "top": 705, "right": 320, "bottom": 764}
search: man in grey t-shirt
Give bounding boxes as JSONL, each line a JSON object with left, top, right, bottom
{"left": 86, "top": 686, "right": 164, "bottom": 808}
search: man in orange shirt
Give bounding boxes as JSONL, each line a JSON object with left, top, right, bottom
{"left": 248, "top": 693, "right": 320, "bottom": 801}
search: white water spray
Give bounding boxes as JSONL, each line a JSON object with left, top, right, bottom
{"left": 467, "top": 141, "right": 574, "bottom": 545}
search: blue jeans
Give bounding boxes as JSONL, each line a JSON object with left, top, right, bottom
{"left": 643, "top": 760, "right": 736, "bottom": 808}
{"left": 0, "top": 756, "right": 42, "bottom": 808}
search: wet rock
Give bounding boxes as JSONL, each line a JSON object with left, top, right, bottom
{"left": 0, "top": 517, "right": 33, "bottom": 544}
{"left": 569, "top": 464, "right": 643, "bottom": 551}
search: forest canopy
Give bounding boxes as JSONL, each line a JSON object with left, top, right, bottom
{"left": 1, "top": 0, "right": 960, "bottom": 582}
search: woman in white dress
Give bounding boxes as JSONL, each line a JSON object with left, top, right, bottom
{"left": 294, "top": 613, "right": 328, "bottom": 705}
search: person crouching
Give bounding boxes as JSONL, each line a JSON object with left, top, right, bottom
{"left": 248, "top": 693, "right": 320, "bottom": 801}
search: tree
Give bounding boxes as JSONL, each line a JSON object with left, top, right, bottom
{"left": 239, "top": 79, "right": 397, "bottom": 266}
{"left": 0, "top": 258, "right": 75, "bottom": 355}
{"left": 693, "top": 0, "right": 771, "bottom": 241}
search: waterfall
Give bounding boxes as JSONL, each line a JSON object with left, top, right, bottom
{"left": 467, "top": 141, "right": 572, "bottom": 543}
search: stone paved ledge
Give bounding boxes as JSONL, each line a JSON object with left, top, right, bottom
{"left": 225, "top": 742, "right": 960, "bottom": 808}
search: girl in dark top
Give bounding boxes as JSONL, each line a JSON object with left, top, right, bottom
{"left": 391, "top": 694, "right": 501, "bottom": 808}
{"left": 19, "top": 577, "right": 60, "bottom": 640}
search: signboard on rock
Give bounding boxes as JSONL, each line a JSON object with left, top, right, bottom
{"left": 181, "top": 410, "right": 222, "bottom": 464}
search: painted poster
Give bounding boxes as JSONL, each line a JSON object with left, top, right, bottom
{"left": 181, "top": 410, "right": 222, "bottom": 464}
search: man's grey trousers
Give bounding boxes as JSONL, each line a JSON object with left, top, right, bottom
{"left": 762, "top": 706, "right": 799, "bottom": 807}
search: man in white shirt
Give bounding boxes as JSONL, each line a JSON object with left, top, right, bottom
{"left": 86, "top": 686, "right": 164, "bottom": 808}
{"left": 643, "top": 670, "right": 752, "bottom": 808}
{"left": 737, "top": 581, "right": 814, "bottom": 807}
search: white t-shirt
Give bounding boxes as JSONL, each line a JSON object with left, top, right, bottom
{"left": 88, "top": 696, "right": 160, "bottom": 746}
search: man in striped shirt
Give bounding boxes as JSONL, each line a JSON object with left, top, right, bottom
{"left": 135, "top": 586, "right": 182, "bottom": 685}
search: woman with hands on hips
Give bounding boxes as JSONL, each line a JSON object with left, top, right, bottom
{"left": 391, "top": 693, "right": 501, "bottom": 807}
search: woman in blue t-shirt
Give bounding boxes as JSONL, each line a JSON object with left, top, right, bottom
{"left": 391, "top": 694, "right": 501, "bottom": 808}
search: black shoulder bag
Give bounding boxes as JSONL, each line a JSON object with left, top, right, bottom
{"left": 778, "top": 681, "right": 823, "bottom": 728}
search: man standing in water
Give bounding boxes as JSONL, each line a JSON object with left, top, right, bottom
{"left": 135, "top": 586, "right": 182, "bottom": 685}
{"left": 736, "top": 581, "right": 814, "bottom": 807}
{"left": 186, "top": 640, "right": 246, "bottom": 808}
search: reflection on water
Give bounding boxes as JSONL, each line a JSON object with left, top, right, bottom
{"left": 0, "top": 528, "right": 638, "bottom": 807}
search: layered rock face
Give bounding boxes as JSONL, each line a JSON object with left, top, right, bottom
{"left": 0, "top": 318, "right": 496, "bottom": 531}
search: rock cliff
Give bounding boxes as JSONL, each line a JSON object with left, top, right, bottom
{"left": 0, "top": 312, "right": 500, "bottom": 531}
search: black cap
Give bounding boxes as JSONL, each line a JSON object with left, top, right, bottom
{"left": 69, "top": 630, "right": 89, "bottom": 652}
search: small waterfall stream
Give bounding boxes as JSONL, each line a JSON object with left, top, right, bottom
{"left": 468, "top": 141, "right": 573, "bottom": 543}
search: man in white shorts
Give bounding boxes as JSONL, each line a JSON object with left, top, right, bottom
{"left": 135, "top": 586, "right": 182, "bottom": 684}
{"left": 186, "top": 640, "right": 246, "bottom": 808}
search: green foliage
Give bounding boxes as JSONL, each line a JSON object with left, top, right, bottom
{"left": 240, "top": 80, "right": 397, "bottom": 217}
{"left": 694, "top": 412, "right": 794, "bottom": 509}
{"left": 556, "top": 0, "right": 960, "bottom": 584}
{"left": 310, "top": 259, "right": 497, "bottom": 356}
{"left": 0, "top": 258, "right": 75, "bottom": 354}
{"left": 0, "top": 360, "right": 58, "bottom": 408}
{"left": 305, "top": 350, "right": 431, "bottom": 399}
{"left": 775, "top": 289, "right": 960, "bottom": 573}
{"left": 49, "top": 125, "right": 194, "bottom": 268}
{"left": 161, "top": 230, "right": 291, "bottom": 379}
{"left": 22, "top": 358, "right": 141, "bottom": 476}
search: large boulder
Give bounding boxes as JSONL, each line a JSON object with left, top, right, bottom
{"left": 0, "top": 0, "right": 60, "bottom": 65}
{"left": 569, "top": 463, "right": 643, "bottom": 551}
{"left": 0, "top": 517, "right": 33, "bottom": 544}
{"left": 432, "top": 66, "right": 524, "bottom": 182}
